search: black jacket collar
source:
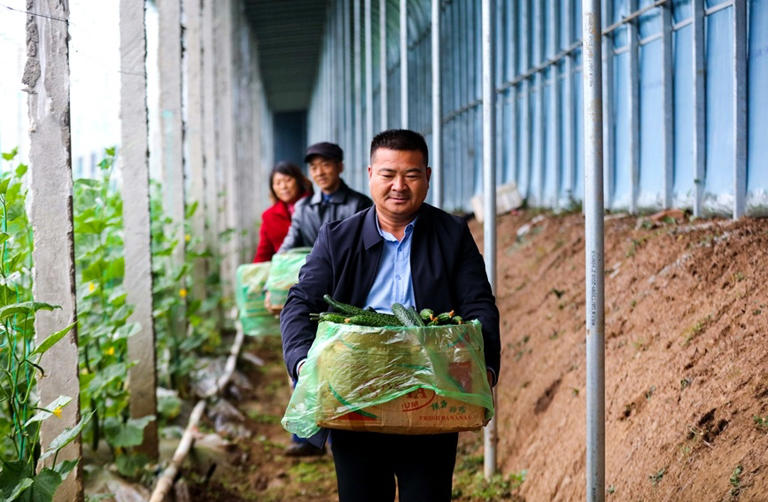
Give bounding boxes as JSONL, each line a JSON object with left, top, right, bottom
{"left": 361, "top": 203, "right": 433, "bottom": 250}
{"left": 309, "top": 179, "right": 351, "bottom": 206}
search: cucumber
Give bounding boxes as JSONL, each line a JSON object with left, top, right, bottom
{"left": 309, "top": 312, "right": 349, "bottom": 324}
{"left": 323, "top": 294, "right": 367, "bottom": 315}
{"left": 452, "top": 315, "right": 464, "bottom": 325}
{"left": 436, "top": 310, "right": 455, "bottom": 324}
{"left": 408, "top": 306, "right": 426, "bottom": 327}
{"left": 419, "top": 308, "right": 435, "bottom": 321}
{"left": 345, "top": 313, "right": 400, "bottom": 327}
{"left": 392, "top": 303, "right": 418, "bottom": 327}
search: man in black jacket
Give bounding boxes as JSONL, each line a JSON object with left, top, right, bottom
{"left": 281, "top": 129, "right": 500, "bottom": 501}
{"left": 278, "top": 142, "right": 372, "bottom": 252}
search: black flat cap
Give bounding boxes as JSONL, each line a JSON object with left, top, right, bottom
{"left": 304, "top": 142, "right": 343, "bottom": 163}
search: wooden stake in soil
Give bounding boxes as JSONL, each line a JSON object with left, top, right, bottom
{"left": 149, "top": 324, "right": 245, "bottom": 501}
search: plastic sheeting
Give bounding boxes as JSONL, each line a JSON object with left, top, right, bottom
{"left": 303, "top": 0, "right": 767, "bottom": 217}
{"left": 282, "top": 320, "right": 494, "bottom": 438}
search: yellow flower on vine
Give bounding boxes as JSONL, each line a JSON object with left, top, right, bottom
{"left": 106, "top": 347, "right": 115, "bottom": 356}
{"left": 185, "top": 234, "right": 191, "bottom": 243}
{"left": 52, "top": 407, "right": 62, "bottom": 418}
{"left": 179, "top": 288, "right": 188, "bottom": 299}
{"left": 88, "top": 282, "right": 96, "bottom": 293}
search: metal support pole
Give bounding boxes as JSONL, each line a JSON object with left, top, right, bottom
{"left": 693, "top": 0, "right": 705, "bottom": 217}
{"left": 354, "top": 0, "right": 363, "bottom": 184}
{"left": 602, "top": 0, "right": 615, "bottom": 210}
{"left": 400, "top": 0, "right": 408, "bottom": 128}
{"left": 481, "top": 0, "right": 497, "bottom": 480}
{"left": 662, "top": 1, "right": 674, "bottom": 208}
{"left": 582, "top": 1, "right": 605, "bottom": 500}
{"left": 380, "top": 0, "right": 388, "bottom": 130}
{"left": 733, "top": 0, "right": 747, "bottom": 219}
{"left": 365, "top": 0, "right": 374, "bottom": 146}
{"left": 628, "top": 0, "right": 639, "bottom": 214}
{"left": 550, "top": 0, "right": 561, "bottom": 208}
{"left": 432, "top": 0, "right": 442, "bottom": 208}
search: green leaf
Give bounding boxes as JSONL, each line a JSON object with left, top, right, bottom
{"left": 53, "top": 459, "right": 79, "bottom": 479}
{"left": 31, "top": 323, "right": 75, "bottom": 356}
{"left": 15, "top": 163, "right": 28, "bottom": 177}
{"left": 104, "top": 415, "right": 155, "bottom": 448}
{"left": 4, "top": 478, "right": 34, "bottom": 502}
{"left": 105, "top": 146, "right": 116, "bottom": 157}
{"left": 0, "top": 460, "right": 33, "bottom": 499}
{"left": 2, "top": 147, "right": 18, "bottom": 161}
{"left": 115, "top": 453, "right": 149, "bottom": 478}
{"left": 24, "top": 395, "right": 72, "bottom": 426}
{"left": 28, "top": 468, "right": 62, "bottom": 502}
{"left": 0, "top": 232, "right": 10, "bottom": 245}
{"left": 40, "top": 411, "right": 94, "bottom": 461}
{"left": 0, "top": 301, "right": 59, "bottom": 321}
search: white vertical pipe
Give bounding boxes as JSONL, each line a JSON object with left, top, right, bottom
{"left": 550, "top": 0, "right": 560, "bottom": 207}
{"left": 380, "top": 0, "right": 388, "bottom": 130}
{"left": 662, "top": 2, "right": 674, "bottom": 208}
{"left": 582, "top": 0, "right": 605, "bottom": 500}
{"left": 432, "top": 0, "right": 442, "bottom": 208}
{"left": 481, "top": 0, "right": 497, "bottom": 480}
{"left": 602, "top": 1, "right": 615, "bottom": 209}
{"left": 535, "top": 3, "right": 545, "bottom": 205}
{"left": 565, "top": 0, "right": 576, "bottom": 202}
{"left": 693, "top": 0, "right": 705, "bottom": 216}
{"left": 354, "top": 0, "right": 363, "bottom": 185}
{"left": 400, "top": 0, "right": 408, "bottom": 128}
{"left": 733, "top": 0, "right": 746, "bottom": 219}
{"left": 344, "top": 0, "right": 353, "bottom": 159}
{"left": 628, "top": 0, "right": 639, "bottom": 214}
{"left": 365, "top": 0, "right": 374, "bottom": 144}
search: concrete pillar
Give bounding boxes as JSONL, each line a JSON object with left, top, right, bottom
{"left": 22, "top": 1, "right": 82, "bottom": 500}
{"left": 183, "top": 0, "right": 206, "bottom": 299}
{"left": 120, "top": 0, "right": 158, "bottom": 459}
{"left": 214, "top": 0, "right": 238, "bottom": 308}
{"left": 201, "top": 0, "right": 219, "bottom": 264}
{"left": 157, "top": 0, "right": 186, "bottom": 269}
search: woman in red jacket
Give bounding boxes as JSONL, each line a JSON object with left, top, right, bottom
{"left": 253, "top": 162, "right": 312, "bottom": 262}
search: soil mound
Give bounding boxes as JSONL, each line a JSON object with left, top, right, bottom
{"left": 476, "top": 211, "right": 768, "bottom": 501}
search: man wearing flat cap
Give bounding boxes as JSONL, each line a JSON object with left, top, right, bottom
{"left": 278, "top": 142, "right": 372, "bottom": 252}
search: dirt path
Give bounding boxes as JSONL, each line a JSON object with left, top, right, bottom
{"left": 187, "top": 210, "right": 768, "bottom": 501}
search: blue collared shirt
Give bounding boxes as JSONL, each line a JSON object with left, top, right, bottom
{"left": 364, "top": 216, "right": 417, "bottom": 312}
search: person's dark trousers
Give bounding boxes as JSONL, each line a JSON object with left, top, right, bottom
{"left": 330, "top": 429, "right": 459, "bottom": 502}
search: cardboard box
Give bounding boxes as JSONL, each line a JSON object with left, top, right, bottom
{"left": 317, "top": 386, "right": 487, "bottom": 434}
{"left": 312, "top": 325, "right": 491, "bottom": 434}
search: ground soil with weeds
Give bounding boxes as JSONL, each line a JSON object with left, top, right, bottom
{"left": 186, "top": 209, "right": 767, "bottom": 501}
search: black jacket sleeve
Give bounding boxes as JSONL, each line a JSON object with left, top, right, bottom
{"left": 280, "top": 225, "right": 334, "bottom": 380}
{"left": 453, "top": 222, "right": 501, "bottom": 383}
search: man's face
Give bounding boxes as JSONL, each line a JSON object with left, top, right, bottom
{"left": 368, "top": 148, "right": 431, "bottom": 222}
{"left": 308, "top": 156, "right": 343, "bottom": 194}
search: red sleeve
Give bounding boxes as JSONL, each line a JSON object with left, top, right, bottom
{"left": 253, "top": 210, "right": 277, "bottom": 262}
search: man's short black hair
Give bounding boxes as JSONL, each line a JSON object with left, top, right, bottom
{"left": 370, "top": 129, "right": 429, "bottom": 166}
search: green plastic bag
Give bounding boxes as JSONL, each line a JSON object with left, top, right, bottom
{"left": 235, "top": 263, "right": 279, "bottom": 336}
{"left": 282, "top": 320, "right": 494, "bottom": 438}
{"left": 265, "top": 247, "right": 311, "bottom": 308}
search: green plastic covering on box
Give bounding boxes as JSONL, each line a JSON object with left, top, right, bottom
{"left": 265, "top": 247, "right": 311, "bottom": 307}
{"left": 235, "top": 263, "right": 279, "bottom": 336}
{"left": 282, "top": 320, "right": 494, "bottom": 438}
